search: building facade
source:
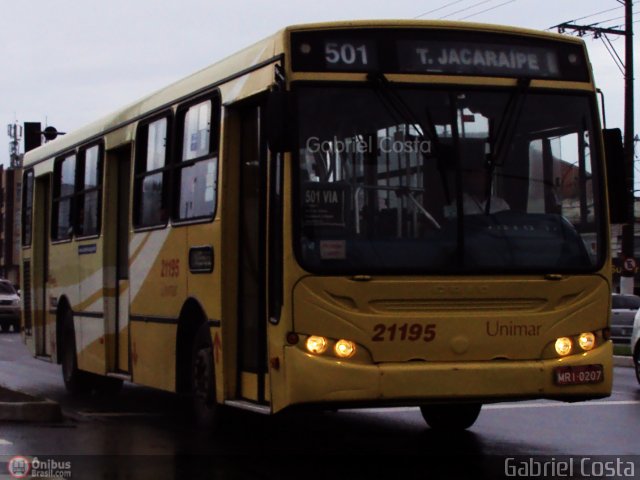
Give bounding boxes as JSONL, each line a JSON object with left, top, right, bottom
{"left": 0, "top": 165, "right": 22, "bottom": 286}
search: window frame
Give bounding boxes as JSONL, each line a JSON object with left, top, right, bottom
{"left": 133, "top": 111, "right": 173, "bottom": 231}
{"left": 171, "top": 92, "right": 221, "bottom": 225}
{"left": 75, "top": 142, "right": 104, "bottom": 239}
{"left": 21, "top": 169, "right": 34, "bottom": 247}
{"left": 51, "top": 151, "right": 78, "bottom": 242}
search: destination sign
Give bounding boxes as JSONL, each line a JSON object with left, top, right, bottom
{"left": 397, "top": 41, "right": 561, "bottom": 78}
{"left": 290, "top": 29, "right": 588, "bottom": 81}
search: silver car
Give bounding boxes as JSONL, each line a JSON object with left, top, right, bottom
{"left": 611, "top": 293, "right": 640, "bottom": 345}
{"left": 631, "top": 310, "right": 640, "bottom": 384}
{"left": 0, "top": 280, "right": 20, "bottom": 333}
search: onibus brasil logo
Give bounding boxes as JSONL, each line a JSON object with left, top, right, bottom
{"left": 8, "top": 455, "right": 72, "bottom": 478}
{"left": 7, "top": 456, "right": 30, "bottom": 479}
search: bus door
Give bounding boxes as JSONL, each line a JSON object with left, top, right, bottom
{"left": 32, "top": 175, "right": 50, "bottom": 356}
{"left": 237, "top": 102, "right": 268, "bottom": 403}
{"left": 105, "top": 146, "right": 132, "bottom": 374}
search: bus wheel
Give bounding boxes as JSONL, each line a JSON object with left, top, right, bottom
{"left": 94, "top": 376, "right": 123, "bottom": 397}
{"left": 190, "top": 322, "right": 221, "bottom": 427}
{"left": 419, "top": 403, "right": 482, "bottom": 431}
{"left": 61, "top": 308, "right": 93, "bottom": 395}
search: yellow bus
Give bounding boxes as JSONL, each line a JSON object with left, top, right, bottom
{"left": 21, "top": 20, "right": 621, "bottom": 430}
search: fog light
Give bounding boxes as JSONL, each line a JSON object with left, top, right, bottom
{"left": 578, "top": 332, "right": 595, "bottom": 351}
{"left": 306, "top": 336, "right": 328, "bottom": 355}
{"left": 335, "top": 339, "right": 356, "bottom": 359}
{"left": 555, "top": 337, "right": 572, "bottom": 356}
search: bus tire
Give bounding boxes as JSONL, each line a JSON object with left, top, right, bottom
{"left": 94, "top": 375, "right": 123, "bottom": 397}
{"left": 420, "top": 403, "right": 482, "bottom": 431}
{"left": 190, "top": 322, "right": 221, "bottom": 428}
{"left": 61, "top": 308, "right": 93, "bottom": 395}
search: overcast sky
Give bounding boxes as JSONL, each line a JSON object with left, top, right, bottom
{"left": 1, "top": 0, "right": 637, "bottom": 167}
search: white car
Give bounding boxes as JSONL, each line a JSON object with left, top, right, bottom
{"left": 0, "top": 280, "right": 20, "bottom": 333}
{"left": 631, "top": 309, "right": 640, "bottom": 384}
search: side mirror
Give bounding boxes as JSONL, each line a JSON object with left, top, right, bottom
{"left": 603, "top": 128, "right": 629, "bottom": 224}
{"left": 266, "top": 90, "right": 292, "bottom": 153}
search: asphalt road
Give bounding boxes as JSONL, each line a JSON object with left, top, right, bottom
{"left": 0, "top": 332, "right": 639, "bottom": 479}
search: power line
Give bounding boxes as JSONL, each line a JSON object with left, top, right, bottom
{"left": 571, "top": 5, "right": 624, "bottom": 23}
{"left": 439, "top": 0, "right": 494, "bottom": 20}
{"left": 414, "top": 0, "right": 466, "bottom": 19}
{"left": 600, "top": 35, "right": 626, "bottom": 75}
{"left": 588, "top": 10, "right": 639, "bottom": 27}
{"left": 458, "top": 0, "right": 516, "bottom": 20}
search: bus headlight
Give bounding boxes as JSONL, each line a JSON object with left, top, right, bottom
{"left": 335, "top": 339, "right": 357, "bottom": 359}
{"left": 555, "top": 337, "right": 572, "bottom": 356}
{"left": 578, "top": 332, "right": 595, "bottom": 351}
{"left": 306, "top": 336, "right": 328, "bottom": 355}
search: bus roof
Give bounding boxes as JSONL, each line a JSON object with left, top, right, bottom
{"left": 23, "top": 19, "right": 585, "bottom": 167}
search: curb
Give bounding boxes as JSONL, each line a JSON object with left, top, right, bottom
{"left": 0, "top": 387, "right": 62, "bottom": 423}
{"left": 613, "top": 355, "right": 634, "bottom": 368}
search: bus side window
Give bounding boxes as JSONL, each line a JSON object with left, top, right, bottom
{"left": 133, "top": 115, "right": 171, "bottom": 228}
{"left": 174, "top": 94, "right": 220, "bottom": 221}
{"left": 52, "top": 153, "right": 76, "bottom": 241}
{"left": 76, "top": 144, "right": 103, "bottom": 237}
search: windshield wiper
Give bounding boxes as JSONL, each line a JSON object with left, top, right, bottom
{"left": 484, "top": 77, "right": 530, "bottom": 214}
{"left": 367, "top": 72, "right": 452, "bottom": 204}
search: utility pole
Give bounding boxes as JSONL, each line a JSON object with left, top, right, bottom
{"left": 621, "top": 0, "right": 635, "bottom": 294}
{"left": 553, "top": 1, "right": 635, "bottom": 294}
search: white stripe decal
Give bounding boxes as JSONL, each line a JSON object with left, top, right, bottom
{"left": 226, "top": 45, "right": 269, "bottom": 102}
{"left": 129, "top": 229, "right": 172, "bottom": 303}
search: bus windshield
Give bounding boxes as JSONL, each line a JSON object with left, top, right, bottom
{"left": 294, "top": 85, "right": 603, "bottom": 274}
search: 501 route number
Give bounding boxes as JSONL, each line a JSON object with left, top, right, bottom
{"left": 372, "top": 323, "right": 436, "bottom": 342}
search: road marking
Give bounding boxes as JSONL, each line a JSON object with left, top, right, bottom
{"left": 484, "top": 400, "right": 640, "bottom": 410}
{"left": 0, "top": 439, "right": 13, "bottom": 445}
{"left": 79, "top": 412, "right": 164, "bottom": 418}
{"left": 356, "top": 400, "right": 640, "bottom": 414}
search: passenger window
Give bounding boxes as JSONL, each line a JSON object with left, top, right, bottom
{"left": 22, "top": 170, "right": 34, "bottom": 246}
{"left": 175, "top": 96, "right": 219, "bottom": 221}
{"left": 134, "top": 116, "right": 170, "bottom": 228}
{"left": 76, "top": 144, "right": 102, "bottom": 237}
{"left": 52, "top": 154, "right": 76, "bottom": 240}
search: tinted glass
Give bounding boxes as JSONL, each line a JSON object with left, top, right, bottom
{"left": 139, "top": 173, "right": 166, "bottom": 226}
{"left": 177, "top": 158, "right": 216, "bottom": 219}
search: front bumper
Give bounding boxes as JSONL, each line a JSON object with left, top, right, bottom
{"left": 281, "top": 341, "right": 613, "bottom": 409}
{"left": 0, "top": 309, "right": 19, "bottom": 322}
